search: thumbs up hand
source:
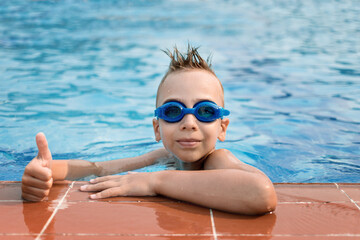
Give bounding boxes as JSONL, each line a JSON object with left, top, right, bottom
{"left": 22, "top": 133, "right": 53, "bottom": 201}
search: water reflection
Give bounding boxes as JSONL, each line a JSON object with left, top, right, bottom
{"left": 139, "top": 201, "right": 276, "bottom": 238}
{"left": 211, "top": 210, "right": 276, "bottom": 238}
{"left": 22, "top": 183, "right": 69, "bottom": 239}
{"left": 21, "top": 185, "right": 277, "bottom": 238}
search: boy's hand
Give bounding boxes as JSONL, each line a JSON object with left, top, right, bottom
{"left": 22, "top": 132, "right": 53, "bottom": 201}
{"left": 80, "top": 172, "right": 157, "bottom": 199}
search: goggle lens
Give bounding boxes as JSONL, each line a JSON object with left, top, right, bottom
{"left": 197, "top": 105, "right": 215, "bottom": 118}
{"left": 164, "top": 105, "right": 182, "bottom": 118}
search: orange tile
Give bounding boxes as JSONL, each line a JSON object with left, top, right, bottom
{"left": 272, "top": 203, "right": 360, "bottom": 235}
{"left": 214, "top": 202, "right": 360, "bottom": 235}
{"left": 218, "top": 237, "right": 270, "bottom": 240}
{"left": 39, "top": 235, "right": 213, "bottom": 240}
{"left": 0, "top": 181, "right": 72, "bottom": 202}
{"left": 0, "top": 182, "right": 22, "bottom": 201}
{"left": 67, "top": 182, "right": 177, "bottom": 202}
{"left": 0, "top": 201, "right": 53, "bottom": 234}
{"left": 0, "top": 235, "right": 37, "bottom": 240}
{"left": 0, "top": 182, "right": 73, "bottom": 236}
{"left": 213, "top": 211, "right": 276, "bottom": 235}
{"left": 1, "top": 181, "right": 359, "bottom": 240}
{"left": 338, "top": 184, "right": 360, "bottom": 201}
{"left": 218, "top": 236, "right": 360, "bottom": 239}
{"left": 274, "top": 183, "right": 349, "bottom": 203}
{"left": 45, "top": 181, "right": 73, "bottom": 202}
{"left": 44, "top": 201, "right": 213, "bottom": 235}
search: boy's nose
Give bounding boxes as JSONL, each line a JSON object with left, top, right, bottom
{"left": 180, "top": 114, "right": 198, "bottom": 130}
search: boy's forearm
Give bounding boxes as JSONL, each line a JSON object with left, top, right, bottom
{"left": 52, "top": 148, "right": 170, "bottom": 180}
{"left": 51, "top": 160, "right": 69, "bottom": 181}
{"left": 152, "top": 169, "right": 277, "bottom": 215}
{"left": 95, "top": 148, "right": 170, "bottom": 176}
{"left": 52, "top": 160, "right": 98, "bottom": 181}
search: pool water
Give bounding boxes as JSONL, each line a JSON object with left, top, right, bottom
{"left": 1, "top": 0, "right": 359, "bottom": 182}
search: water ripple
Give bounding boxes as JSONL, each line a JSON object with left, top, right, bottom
{"left": 1, "top": 0, "right": 360, "bottom": 182}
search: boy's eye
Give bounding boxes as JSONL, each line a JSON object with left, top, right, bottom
{"left": 198, "top": 106, "right": 215, "bottom": 117}
{"left": 165, "top": 106, "right": 181, "bottom": 118}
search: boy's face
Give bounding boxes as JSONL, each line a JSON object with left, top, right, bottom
{"left": 153, "top": 69, "right": 229, "bottom": 163}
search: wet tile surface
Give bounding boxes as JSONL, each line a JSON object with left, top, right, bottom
{"left": 273, "top": 202, "right": 360, "bottom": 235}
{"left": 338, "top": 184, "right": 360, "bottom": 201}
{"left": 0, "top": 201, "right": 54, "bottom": 234}
{"left": 0, "top": 236, "right": 37, "bottom": 240}
{"left": 274, "top": 183, "right": 349, "bottom": 203}
{"left": 213, "top": 211, "right": 276, "bottom": 235}
{"left": 45, "top": 201, "right": 212, "bottom": 235}
{"left": 0, "top": 182, "right": 23, "bottom": 201}
{"left": 0, "top": 182, "right": 359, "bottom": 240}
{"left": 41, "top": 236, "right": 214, "bottom": 240}
{"left": 218, "top": 237, "right": 360, "bottom": 240}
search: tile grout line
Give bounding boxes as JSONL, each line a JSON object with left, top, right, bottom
{"left": 335, "top": 183, "right": 360, "bottom": 211}
{"left": 35, "top": 181, "right": 75, "bottom": 240}
{"left": 209, "top": 209, "right": 218, "bottom": 240}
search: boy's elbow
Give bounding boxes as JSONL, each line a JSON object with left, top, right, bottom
{"left": 231, "top": 179, "right": 277, "bottom": 215}
{"left": 260, "top": 182, "right": 277, "bottom": 213}
{"left": 250, "top": 180, "right": 277, "bottom": 215}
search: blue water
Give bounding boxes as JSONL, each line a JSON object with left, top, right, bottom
{"left": 1, "top": 0, "right": 359, "bottom": 182}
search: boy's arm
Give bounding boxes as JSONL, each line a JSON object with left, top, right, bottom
{"left": 90, "top": 148, "right": 170, "bottom": 177}
{"left": 82, "top": 149, "right": 277, "bottom": 215}
{"left": 153, "top": 149, "right": 276, "bottom": 215}
{"left": 21, "top": 132, "right": 168, "bottom": 201}
{"left": 53, "top": 148, "right": 169, "bottom": 180}
{"left": 153, "top": 169, "right": 275, "bottom": 215}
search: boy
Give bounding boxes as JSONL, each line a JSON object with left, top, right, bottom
{"left": 22, "top": 46, "right": 277, "bottom": 215}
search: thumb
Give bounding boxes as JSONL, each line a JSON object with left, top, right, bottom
{"left": 36, "top": 132, "right": 52, "bottom": 169}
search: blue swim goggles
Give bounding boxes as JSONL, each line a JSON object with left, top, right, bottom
{"left": 154, "top": 101, "right": 230, "bottom": 123}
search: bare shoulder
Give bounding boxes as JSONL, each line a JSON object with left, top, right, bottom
{"left": 204, "top": 149, "right": 265, "bottom": 175}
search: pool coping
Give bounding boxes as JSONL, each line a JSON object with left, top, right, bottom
{"left": 1, "top": 181, "right": 360, "bottom": 239}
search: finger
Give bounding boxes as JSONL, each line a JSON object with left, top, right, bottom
{"left": 24, "top": 163, "right": 52, "bottom": 182}
{"left": 80, "top": 181, "right": 118, "bottom": 192}
{"left": 36, "top": 132, "right": 52, "bottom": 169}
{"left": 90, "top": 175, "right": 119, "bottom": 184}
{"left": 22, "top": 174, "right": 53, "bottom": 190}
{"left": 127, "top": 171, "right": 139, "bottom": 175}
{"left": 22, "top": 185, "right": 51, "bottom": 200}
{"left": 22, "top": 192, "right": 44, "bottom": 202}
{"left": 90, "top": 187, "right": 123, "bottom": 199}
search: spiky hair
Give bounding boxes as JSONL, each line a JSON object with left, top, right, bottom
{"left": 161, "top": 45, "right": 216, "bottom": 80}
{"left": 156, "top": 45, "right": 223, "bottom": 107}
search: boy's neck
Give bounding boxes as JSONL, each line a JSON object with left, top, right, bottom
{"left": 175, "top": 159, "right": 203, "bottom": 170}
{"left": 174, "top": 149, "right": 215, "bottom": 170}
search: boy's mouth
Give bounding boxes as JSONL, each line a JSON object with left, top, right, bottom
{"left": 176, "top": 138, "right": 201, "bottom": 147}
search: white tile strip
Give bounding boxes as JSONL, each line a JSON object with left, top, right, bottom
{"left": 335, "top": 183, "right": 360, "bottom": 211}
{"left": 35, "top": 181, "right": 75, "bottom": 240}
{"left": 209, "top": 209, "right": 218, "bottom": 240}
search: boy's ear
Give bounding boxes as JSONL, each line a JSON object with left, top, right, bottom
{"left": 218, "top": 118, "right": 230, "bottom": 142}
{"left": 152, "top": 118, "right": 161, "bottom": 142}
